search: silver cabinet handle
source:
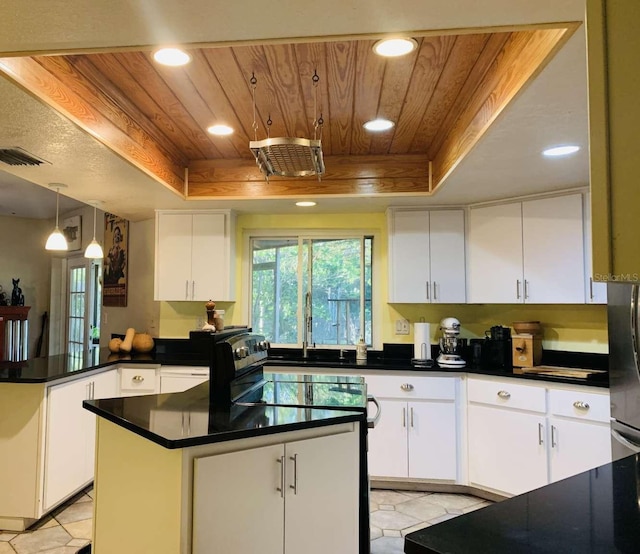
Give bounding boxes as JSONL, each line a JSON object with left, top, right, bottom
{"left": 192, "top": 280, "right": 195, "bottom": 299}
{"left": 410, "top": 406, "right": 414, "bottom": 428}
{"left": 589, "top": 277, "right": 594, "bottom": 300}
{"left": 573, "top": 401, "right": 590, "bottom": 411}
{"left": 551, "top": 425, "right": 557, "bottom": 448}
{"left": 426, "top": 281, "right": 430, "bottom": 300}
{"left": 402, "top": 407, "right": 406, "bottom": 428}
{"left": 497, "top": 390, "right": 511, "bottom": 399}
{"left": 289, "top": 454, "right": 298, "bottom": 494}
{"left": 524, "top": 279, "right": 529, "bottom": 299}
{"left": 132, "top": 375, "right": 144, "bottom": 383}
{"left": 185, "top": 280, "right": 189, "bottom": 300}
{"left": 400, "top": 383, "right": 414, "bottom": 392}
{"left": 433, "top": 282, "right": 437, "bottom": 301}
{"left": 516, "top": 279, "right": 521, "bottom": 299}
{"left": 276, "top": 456, "right": 285, "bottom": 498}
{"left": 86, "top": 383, "right": 91, "bottom": 400}
{"left": 91, "top": 381, "right": 95, "bottom": 399}
{"left": 538, "top": 423, "right": 544, "bottom": 445}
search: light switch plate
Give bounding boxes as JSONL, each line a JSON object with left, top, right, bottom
{"left": 395, "top": 319, "right": 410, "bottom": 335}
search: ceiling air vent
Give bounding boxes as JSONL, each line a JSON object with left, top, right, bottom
{"left": 0, "top": 147, "right": 49, "bottom": 166}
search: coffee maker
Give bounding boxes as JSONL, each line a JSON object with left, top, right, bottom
{"left": 437, "top": 317, "right": 466, "bottom": 368}
{"left": 482, "top": 325, "right": 513, "bottom": 371}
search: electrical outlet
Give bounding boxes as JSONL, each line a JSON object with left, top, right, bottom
{"left": 395, "top": 319, "right": 410, "bottom": 335}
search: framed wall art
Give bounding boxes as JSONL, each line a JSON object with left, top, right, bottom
{"left": 62, "top": 215, "right": 82, "bottom": 251}
{"left": 103, "top": 212, "right": 129, "bottom": 307}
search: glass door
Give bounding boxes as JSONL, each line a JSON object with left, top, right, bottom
{"left": 66, "top": 258, "right": 102, "bottom": 353}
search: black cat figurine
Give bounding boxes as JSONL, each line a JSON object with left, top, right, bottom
{"left": 11, "top": 278, "right": 24, "bottom": 306}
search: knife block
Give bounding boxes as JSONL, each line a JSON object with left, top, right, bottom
{"left": 512, "top": 333, "right": 542, "bottom": 368}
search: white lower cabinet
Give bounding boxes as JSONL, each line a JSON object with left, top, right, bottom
{"left": 159, "top": 366, "right": 209, "bottom": 393}
{"left": 192, "top": 430, "right": 359, "bottom": 554}
{"left": 365, "top": 374, "right": 458, "bottom": 481}
{"left": 468, "top": 404, "right": 547, "bottom": 496}
{"left": 467, "top": 376, "right": 611, "bottom": 497}
{"left": 43, "top": 369, "right": 117, "bottom": 511}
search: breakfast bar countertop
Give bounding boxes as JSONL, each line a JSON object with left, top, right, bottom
{"left": 405, "top": 454, "right": 639, "bottom": 554}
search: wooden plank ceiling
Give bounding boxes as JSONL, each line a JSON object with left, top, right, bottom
{"left": 0, "top": 24, "right": 576, "bottom": 200}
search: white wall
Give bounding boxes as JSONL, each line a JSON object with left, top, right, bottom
{"left": 0, "top": 215, "right": 52, "bottom": 357}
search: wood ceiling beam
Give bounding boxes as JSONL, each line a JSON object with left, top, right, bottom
{"left": 429, "top": 24, "right": 579, "bottom": 192}
{"left": 187, "top": 154, "right": 431, "bottom": 198}
{"left": 0, "top": 55, "right": 186, "bottom": 196}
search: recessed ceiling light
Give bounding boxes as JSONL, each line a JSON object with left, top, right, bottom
{"left": 207, "top": 124, "right": 234, "bottom": 136}
{"left": 296, "top": 201, "right": 317, "bottom": 207}
{"left": 373, "top": 38, "right": 418, "bottom": 57}
{"left": 152, "top": 47, "right": 191, "bottom": 66}
{"left": 542, "top": 145, "right": 580, "bottom": 157}
{"left": 363, "top": 119, "right": 395, "bottom": 132}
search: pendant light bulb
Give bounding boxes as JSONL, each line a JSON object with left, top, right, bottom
{"left": 45, "top": 185, "right": 68, "bottom": 251}
{"left": 85, "top": 203, "right": 104, "bottom": 259}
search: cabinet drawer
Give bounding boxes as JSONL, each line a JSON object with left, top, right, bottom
{"left": 468, "top": 378, "right": 546, "bottom": 413}
{"left": 364, "top": 374, "right": 456, "bottom": 400}
{"left": 119, "top": 367, "right": 157, "bottom": 393}
{"left": 549, "top": 388, "right": 610, "bottom": 423}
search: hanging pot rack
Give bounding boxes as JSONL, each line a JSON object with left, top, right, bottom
{"left": 249, "top": 71, "right": 325, "bottom": 181}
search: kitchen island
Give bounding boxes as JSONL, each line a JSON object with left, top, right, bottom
{"left": 83, "top": 375, "right": 368, "bottom": 554}
{"left": 405, "top": 454, "right": 639, "bottom": 554}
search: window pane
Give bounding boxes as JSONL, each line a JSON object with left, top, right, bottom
{"left": 251, "top": 239, "right": 299, "bottom": 344}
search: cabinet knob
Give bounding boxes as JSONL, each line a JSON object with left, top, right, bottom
{"left": 573, "top": 400, "right": 590, "bottom": 411}
{"left": 132, "top": 375, "right": 144, "bottom": 383}
{"left": 400, "top": 383, "right": 414, "bottom": 392}
{"left": 497, "top": 390, "right": 511, "bottom": 399}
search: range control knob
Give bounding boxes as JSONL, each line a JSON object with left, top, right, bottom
{"left": 234, "top": 346, "right": 249, "bottom": 359}
{"left": 258, "top": 340, "right": 270, "bottom": 351}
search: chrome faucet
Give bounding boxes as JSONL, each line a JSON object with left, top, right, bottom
{"left": 303, "top": 291, "right": 312, "bottom": 358}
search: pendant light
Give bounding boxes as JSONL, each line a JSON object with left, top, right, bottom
{"left": 84, "top": 201, "right": 104, "bottom": 259}
{"left": 45, "top": 183, "right": 68, "bottom": 251}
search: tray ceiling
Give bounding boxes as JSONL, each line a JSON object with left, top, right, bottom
{"left": 0, "top": 23, "right": 577, "bottom": 203}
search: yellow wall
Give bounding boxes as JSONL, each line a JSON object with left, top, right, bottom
{"left": 158, "top": 211, "right": 607, "bottom": 353}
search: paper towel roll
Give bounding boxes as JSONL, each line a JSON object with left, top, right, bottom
{"left": 414, "top": 323, "right": 431, "bottom": 360}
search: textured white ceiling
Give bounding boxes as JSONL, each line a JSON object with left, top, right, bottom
{"left": 0, "top": 0, "right": 588, "bottom": 220}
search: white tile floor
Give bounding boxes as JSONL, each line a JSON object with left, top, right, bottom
{"left": 0, "top": 487, "right": 490, "bottom": 553}
{"left": 369, "top": 489, "right": 492, "bottom": 554}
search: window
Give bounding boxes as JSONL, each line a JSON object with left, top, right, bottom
{"left": 250, "top": 235, "right": 373, "bottom": 346}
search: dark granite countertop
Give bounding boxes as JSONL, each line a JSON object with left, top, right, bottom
{"left": 83, "top": 377, "right": 364, "bottom": 449}
{"left": 0, "top": 341, "right": 608, "bottom": 389}
{"left": 0, "top": 347, "right": 209, "bottom": 383}
{"left": 266, "top": 355, "right": 609, "bottom": 389}
{"left": 405, "top": 454, "right": 640, "bottom": 554}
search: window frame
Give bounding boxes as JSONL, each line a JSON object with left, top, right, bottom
{"left": 243, "top": 228, "right": 381, "bottom": 350}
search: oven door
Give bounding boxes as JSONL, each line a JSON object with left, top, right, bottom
{"left": 612, "top": 418, "right": 640, "bottom": 461}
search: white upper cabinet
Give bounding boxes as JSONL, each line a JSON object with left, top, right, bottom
{"left": 468, "top": 193, "right": 586, "bottom": 304}
{"left": 154, "top": 210, "right": 235, "bottom": 302}
{"left": 388, "top": 209, "right": 466, "bottom": 303}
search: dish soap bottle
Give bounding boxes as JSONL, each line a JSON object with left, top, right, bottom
{"left": 356, "top": 336, "right": 367, "bottom": 362}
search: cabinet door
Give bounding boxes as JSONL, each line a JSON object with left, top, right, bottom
{"left": 155, "top": 213, "right": 193, "bottom": 301}
{"left": 522, "top": 194, "right": 586, "bottom": 303}
{"left": 388, "top": 210, "right": 430, "bottom": 303}
{"left": 468, "top": 404, "right": 547, "bottom": 496}
{"left": 192, "top": 444, "right": 284, "bottom": 554}
{"left": 367, "top": 399, "right": 408, "bottom": 478}
{"left": 191, "top": 213, "right": 227, "bottom": 301}
{"left": 468, "top": 203, "right": 524, "bottom": 303}
{"left": 548, "top": 417, "right": 612, "bottom": 483}
{"left": 85, "top": 371, "right": 118, "bottom": 482}
{"left": 43, "top": 378, "right": 92, "bottom": 510}
{"left": 285, "top": 431, "right": 359, "bottom": 554}
{"left": 159, "top": 375, "right": 207, "bottom": 394}
{"left": 408, "top": 401, "right": 457, "bottom": 480}
{"left": 428, "top": 210, "right": 466, "bottom": 303}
